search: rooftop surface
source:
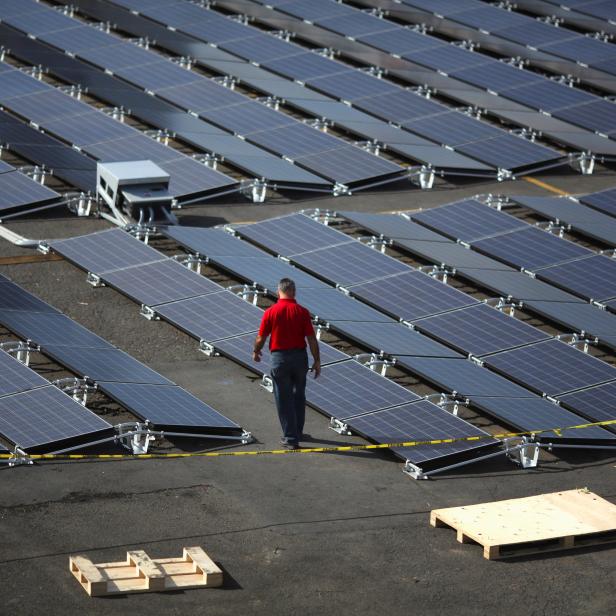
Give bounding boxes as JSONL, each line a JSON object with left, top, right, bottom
{"left": 2, "top": 167, "right": 616, "bottom": 615}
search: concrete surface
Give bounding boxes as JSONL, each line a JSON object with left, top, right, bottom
{"left": 1, "top": 168, "right": 616, "bottom": 615}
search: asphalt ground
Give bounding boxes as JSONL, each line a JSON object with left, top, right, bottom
{"left": 2, "top": 167, "right": 616, "bottom": 615}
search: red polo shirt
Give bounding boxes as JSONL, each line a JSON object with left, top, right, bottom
{"left": 258, "top": 298, "right": 315, "bottom": 351}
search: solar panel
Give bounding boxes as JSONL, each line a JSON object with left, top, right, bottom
{"left": 277, "top": 0, "right": 354, "bottom": 21}
{"left": 483, "top": 339, "right": 616, "bottom": 396}
{"left": 100, "top": 259, "right": 223, "bottom": 307}
{"left": 212, "top": 332, "right": 350, "bottom": 375}
{"left": 261, "top": 52, "right": 348, "bottom": 82}
{"left": 554, "top": 100, "right": 616, "bottom": 135}
{"left": 0, "top": 349, "right": 48, "bottom": 398}
{"left": 451, "top": 6, "right": 529, "bottom": 31}
{"left": 50, "top": 228, "right": 167, "bottom": 275}
{"left": 347, "top": 270, "right": 479, "bottom": 322}
{"left": 237, "top": 214, "right": 351, "bottom": 257}
{"left": 451, "top": 61, "right": 545, "bottom": 92}
{"left": 512, "top": 195, "right": 616, "bottom": 246}
{"left": 218, "top": 34, "right": 299, "bottom": 64}
{"left": 413, "top": 304, "right": 551, "bottom": 357}
{"left": 78, "top": 42, "right": 155, "bottom": 72}
{"left": 330, "top": 321, "right": 463, "bottom": 358}
{"left": 41, "top": 345, "right": 175, "bottom": 385}
{"left": 346, "top": 400, "right": 495, "bottom": 465}
{"left": 472, "top": 226, "right": 593, "bottom": 271}
{"left": 0, "top": 69, "right": 50, "bottom": 103}
{"left": 560, "top": 381, "right": 616, "bottom": 427}
{"left": 204, "top": 101, "right": 296, "bottom": 137}
{"left": 542, "top": 36, "right": 616, "bottom": 65}
{"left": 469, "top": 396, "right": 614, "bottom": 441}
{"left": 44, "top": 112, "right": 133, "bottom": 148}
{"left": 180, "top": 16, "right": 250, "bottom": 44}
{"left": 39, "top": 25, "right": 117, "bottom": 53}
{"left": 0, "top": 386, "right": 111, "bottom": 450}
{"left": 316, "top": 13, "right": 394, "bottom": 38}
{"left": 294, "top": 287, "right": 392, "bottom": 323}
{"left": 0, "top": 281, "right": 60, "bottom": 313}
{"left": 153, "top": 291, "right": 262, "bottom": 342}
{"left": 163, "top": 225, "right": 267, "bottom": 258}
{"left": 1, "top": 7, "right": 76, "bottom": 36}
{"left": 1, "top": 89, "right": 90, "bottom": 125}
{"left": 305, "top": 359, "right": 421, "bottom": 419}
{"left": 97, "top": 382, "right": 241, "bottom": 432}
{"left": 577, "top": 0, "right": 616, "bottom": 21}
{"left": 247, "top": 123, "right": 346, "bottom": 158}
{"left": 535, "top": 255, "right": 616, "bottom": 302}
{"left": 356, "top": 90, "right": 445, "bottom": 125}
{"left": 291, "top": 241, "right": 410, "bottom": 286}
{"left": 358, "top": 26, "right": 443, "bottom": 55}
{"left": 494, "top": 21, "right": 579, "bottom": 47}
{"left": 502, "top": 80, "right": 595, "bottom": 113}
{"left": 0, "top": 310, "right": 115, "bottom": 349}
{"left": 580, "top": 188, "right": 616, "bottom": 218}
{"left": 306, "top": 69, "right": 399, "bottom": 102}
{"left": 156, "top": 80, "right": 241, "bottom": 114}
{"left": 338, "top": 211, "right": 453, "bottom": 242}
{"left": 403, "top": 45, "right": 492, "bottom": 74}
{"left": 456, "top": 268, "right": 585, "bottom": 303}
{"left": 393, "top": 355, "right": 536, "bottom": 398}
{"left": 410, "top": 199, "right": 527, "bottom": 242}
{"left": 115, "top": 61, "right": 202, "bottom": 92}
{"left": 84, "top": 135, "right": 179, "bottom": 165}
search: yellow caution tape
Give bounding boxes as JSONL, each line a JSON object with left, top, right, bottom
{"left": 0, "top": 418, "right": 615, "bottom": 461}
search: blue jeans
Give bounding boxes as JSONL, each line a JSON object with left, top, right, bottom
{"left": 270, "top": 349, "right": 308, "bottom": 445}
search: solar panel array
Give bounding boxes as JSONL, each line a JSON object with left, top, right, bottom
{"left": 0, "top": 275, "right": 242, "bottom": 437}
{"left": 0, "top": 160, "right": 60, "bottom": 218}
{"left": 234, "top": 0, "right": 616, "bottom": 158}
{"left": 579, "top": 187, "right": 616, "bottom": 218}
{"left": 0, "top": 0, "right": 406, "bottom": 188}
{"left": 106, "top": 0, "right": 564, "bottom": 173}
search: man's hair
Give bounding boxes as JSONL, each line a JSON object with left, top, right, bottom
{"left": 278, "top": 278, "right": 296, "bottom": 295}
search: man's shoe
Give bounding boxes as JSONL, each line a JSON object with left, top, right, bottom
{"left": 279, "top": 440, "right": 300, "bottom": 450}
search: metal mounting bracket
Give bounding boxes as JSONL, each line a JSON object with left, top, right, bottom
{"left": 484, "top": 297, "right": 521, "bottom": 316}
{"left": 115, "top": 422, "right": 158, "bottom": 454}
{"left": 355, "top": 140, "right": 380, "bottom": 155}
{"left": 0, "top": 340, "right": 39, "bottom": 366}
{"left": 474, "top": 193, "right": 511, "bottom": 210}
{"left": 52, "top": 377, "right": 97, "bottom": 406}
{"left": 402, "top": 461, "right": 428, "bottom": 480}
{"left": 240, "top": 179, "right": 268, "bottom": 203}
{"left": 143, "top": 129, "right": 170, "bottom": 145}
{"left": 192, "top": 152, "right": 222, "bottom": 170}
{"left": 172, "top": 252, "right": 208, "bottom": 273}
{"left": 496, "top": 168, "right": 513, "bottom": 182}
{"left": 66, "top": 192, "right": 96, "bottom": 217}
{"left": 417, "top": 264, "right": 454, "bottom": 283}
{"left": 569, "top": 152, "right": 595, "bottom": 175}
{"left": 86, "top": 272, "right": 104, "bottom": 288}
{"left": 556, "top": 332, "right": 598, "bottom": 353}
{"left": 228, "top": 283, "right": 265, "bottom": 305}
{"left": 505, "top": 436, "right": 540, "bottom": 468}
{"left": 357, "top": 235, "right": 391, "bottom": 254}
{"left": 139, "top": 305, "right": 159, "bottom": 321}
{"left": 198, "top": 340, "right": 219, "bottom": 357}
{"left": 171, "top": 55, "right": 194, "bottom": 69}
{"left": 409, "top": 165, "right": 435, "bottom": 189}
{"left": 7, "top": 447, "right": 33, "bottom": 467}
{"left": 330, "top": 418, "right": 351, "bottom": 435}
{"left": 534, "top": 220, "right": 568, "bottom": 237}
{"left": 423, "top": 393, "right": 467, "bottom": 416}
{"left": 212, "top": 74, "right": 236, "bottom": 90}
{"left": 333, "top": 183, "right": 351, "bottom": 197}
{"left": 301, "top": 207, "right": 336, "bottom": 225}
{"left": 101, "top": 106, "right": 126, "bottom": 122}
{"left": 355, "top": 352, "right": 394, "bottom": 377}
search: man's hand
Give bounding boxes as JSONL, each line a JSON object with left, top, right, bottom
{"left": 310, "top": 360, "right": 321, "bottom": 379}
{"left": 253, "top": 349, "right": 262, "bottom": 363}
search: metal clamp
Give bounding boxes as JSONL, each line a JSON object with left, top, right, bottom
{"left": 569, "top": 151, "right": 595, "bottom": 175}
{"left": 504, "top": 436, "right": 540, "bottom": 468}
{"left": 52, "top": 377, "right": 97, "bottom": 406}
{"left": 556, "top": 332, "right": 598, "bottom": 353}
{"left": 423, "top": 393, "right": 467, "bottom": 416}
{"left": 6, "top": 447, "right": 33, "bottom": 467}
{"left": 170, "top": 55, "right": 194, "bottom": 70}
{"left": 534, "top": 220, "right": 568, "bottom": 237}
{"left": 354, "top": 353, "right": 395, "bottom": 377}
{"left": 86, "top": 272, "right": 104, "bottom": 288}
{"left": 100, "top": 106, "right": 126, "bottom": 122}
{"left": 115, "top": 422, "right": 159, "bottom": 454}
{"left": 0, "top": 340, "right": 39, "bottom": 366}
{"left": 228, "top": 283, "right": 266, "bottom": 305}
{"left": 474, "top": 193, "right": 511, "bottom": 210}
{"left": 240, "top": 179, "right": 268, "bottom": 204}
{"left": 330, "top": 417, "right": 351, "bottom": 435}
{"left": 66, "top": 192, "right": 96, "bottom": 217}
{"left": 484, "top": 297, "right": 521, "bottom": 316}
{"left": 357, "top": 235, "right": 391, "bottom": 254}
{"left": 409, "top": 165, "right": 435, "bottom": 190}
{"left": 417, "top": 264, "right": 455, "bottom": 283}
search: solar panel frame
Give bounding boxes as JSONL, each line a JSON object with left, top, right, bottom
{"left": 469, "top": 396, "right": 615, "bottom": 441}
{"left": 0, "top": 349, "right": 49, "bottom": 399}
{"left": 50, "top": 228, "right": 168, "bottom": 275}
{"left": 260, "top": 52, "right": 349, "bottom": 82}
{"left": 153, "top": 291, "right": 263, "bottom": 343}
{"left": 534, "top": 254, "right": 616, "bottom": 302}
{"left": 96, "top": 382, "right": 242, "bottom": 432}
{"left": 347, "top": 270, "right": 479, "bottom": 322}
{"left": 0, "top": 385, "right": 112, "bottom": 452}
{"left": 330, "top": 320, "right": 463, "bottom": 358}
{"left": 413, "top": 303, "right": 551, "bottom": 357}
{"left": 410, "top": 199, "right": 527, "bottom": 243}
{"left": 291, "top": 241, "right": 410, "bottom": 286}
{"left": 305, "top": 359, "right": 421, "bottom": 420}
{"left": 471, "top": 226, "right": 593, "bottom": 271}
{"left": 100, "top": 259, "right": 224, "bottom": 307}
{"left": 394, "top": 355, "right": 537, "bottom": 398}
{"left": 483, "top": 339, "right": 616, "bottom": 396}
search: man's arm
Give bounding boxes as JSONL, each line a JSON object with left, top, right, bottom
{"left": 307, "top": 335, "right": 321, "bottom": 379}
{"left": 253, "top": 334, "right": 266, "bottom": 363}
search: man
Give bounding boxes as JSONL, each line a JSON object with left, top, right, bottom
{"left": 253, "top": 278, "right": 321, "bottom": 450}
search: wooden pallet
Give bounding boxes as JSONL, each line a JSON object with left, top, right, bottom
{"left": 70, "top": 546, "right": 223, "bottom": 596}
{"left": 431, "top": 489, "right": 616, "bottom": 559}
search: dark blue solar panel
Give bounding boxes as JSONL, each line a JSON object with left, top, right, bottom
{"left": 43, "top": 112, "right": 131, "bottom": 148}
{"left": 580, "top": 188, "right": 616, "bottom": 218}
{"left": 0, "top": 169, "right": 59, "bottom": 214}
{"left": 450, "top": 6, "right": 529, "bottom": 31}
{"left": 160, "top": 158, "right": 237, "bottom": 199}
{"left": 247, "top": 123, "right": 344, "bottom": 158}
{"left": 153, "top": 291, "right": 262, "bottom": 342}
{"left": 78, "top": 42, "right": 156, "bottom": 72}
{"left": 261, "top": 52, "right": 348, "bottom": 81}
{"left": 50, "top": 228, "right": 167, "bottom": 275}
{"left": 0, "top": 311, "right": 115, "bottom": 349}
{"left": 114, "top": 61, "right": 201, "bottom": 91}
{"left": 542, "top": 36, "right": 616, "bottom": 65}
{"left": 413, "top": 304, "right": 550, "bottom": 356}
{"left": 356, "top": 90, "right": 445, "bottom": 124}
{"left": 403, "top": 45, "right": 492, "bottom": 74}
{"left": 43, "top": 345, "right": 175, "bottom": 385}
{"left": 358, "top": 27, "right": 443, "bottom": 54}
{"left": 411, "top": 199, "right": 527, "bottom": 242}
{"left": 291, "top": 241, "right": 410, "bottom": 286}
{"left": 277, "top": 0, "right": 354, "bottom": 21}
{"left": 236, "top": 213, "right": 350, "bottom": 257}
{"left": 553, "top": 100, "right": 616, "bottom": 135}
{"left": 560, "top": 381, "right": 616, "bottom": 426}
{"left": 219, "top": 34, "right": 299, "bottom": 63}
{"left": 156, "top": 80, "right": 239, "bottom": 114}
{"left": 294, "top": 287, "right": 392, "bottom": 323}
{"left": 535, "top": 255, "right": 616, "bottom": 302}
{"left": 577, "top": 0, "right": 616, "bottom": 21}
{"left": 401, "top": 0, "right": 479, "bottom": 15}
{"left": 163, "top": 225, "right": 271, "bottom": 258}
{"left": 451, "top": 61, "right": 544, "bottom": 92}
{"left": 204, "top": 101, "right": 296, "bottom": 136}
{"left": 5, "top": 90, "right": 92, "bottom": 123}
{"left": 0, "top": 349, "right": 48, "bottom": 398}
{"left": 503, "top": 80, "right": 595, "bottom": 113}
{"left": 0, "top": 386, "right": 112, "bottom": 451}
{"left": 394, "top": 355, "right": 536, "bottom": 398}
{"left": 305, "top": 360, "right": 421, "bottom": 419}
{"left": 180, "top": 16, "right": 250, "bottom": 44}
{"left": 315, "top": 13, "right": 394, "bottom": 38}
{"left": 97, "top": 382, "right": 241, "bottom": 431}
{"left": 330, "top": 321, "right": 463, "bottom": 358}
{"left": 472, "top": 226, "right": 593, "bottom": 270}
{"left": 348, "top": 270, "right": 479, "bottom": 322}
{"left": 0, "top": 0, "right": 49, "bottom": 18}
{"left": 483, "top": 339, "right": 616, "bottom": 396}
{"left": 306, "top": 69, "right": 399, "bottom": 102}
{"left": 100, "top": 259, "right": 223, "bottom": 307}
{"left": 470, "top": 396, "right": 614, "bottom": 440}
{"left": 346, "top": 400, "right": 495, "bottom": 465}
{"left": 494, "top": 21, "right": 580, "bottom": 47}
{"left": 0, "top": 69, "right": 50, "bottom": 102}
{"left": 1, "top": 7, "right": 75, "bottom": 36}
{"left": 39, "top": 25, "right": 116, "bottom": 53}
